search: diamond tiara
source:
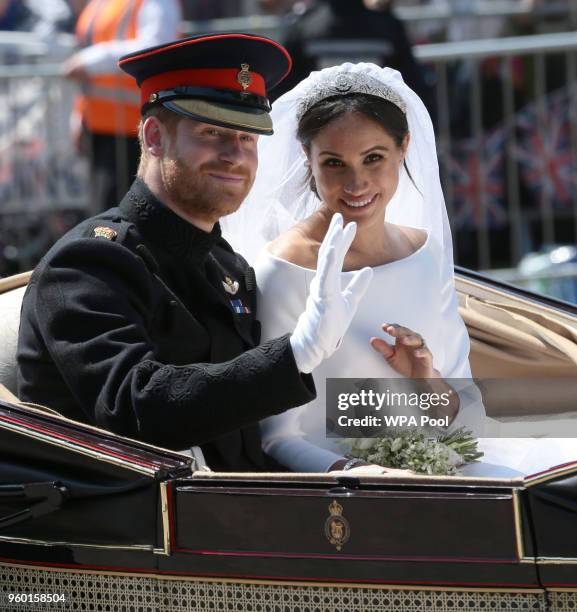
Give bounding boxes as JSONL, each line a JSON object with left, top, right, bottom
{"left": 296, "top": 71, "right": 407, "bottom": 121}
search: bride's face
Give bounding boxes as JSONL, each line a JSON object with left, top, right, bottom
{"left": 308, "top": 111, "right": 408, "bottom": 227}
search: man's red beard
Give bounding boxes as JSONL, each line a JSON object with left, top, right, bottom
{"left": 160, "top": 157, "right": 254, "bottom": 223}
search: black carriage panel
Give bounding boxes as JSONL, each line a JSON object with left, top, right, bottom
{"left": 526, "top": 471, "right": 577, "bottom": 589}
{"left": 174, "top": 485, "right": 519, "bottom": 560}
{"left": 0, "top": 401, "right": 190, "bottom": 553}
{"left": 163, "top": 477, "right": 541, "bottom": 587}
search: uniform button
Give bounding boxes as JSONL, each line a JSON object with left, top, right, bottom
{"left": 169, "top": 300, "right": 178, "bottom": 308}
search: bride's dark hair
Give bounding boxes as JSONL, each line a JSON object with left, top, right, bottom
{"left": 296, "top": 93, "right": 418, "bottom": 196}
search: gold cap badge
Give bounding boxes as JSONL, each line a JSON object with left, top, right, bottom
{"left": 93, "top": 227, "right": 117, "bottom": 241}
{"left": 237, "top": 63, "right": 252, "bottom": 91}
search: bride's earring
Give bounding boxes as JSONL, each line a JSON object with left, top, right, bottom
{"left": 304, "top": 159, "right": 318, "bottom": 197}
{"left": 310, "top": 175, "right": 319, "bottom": 198}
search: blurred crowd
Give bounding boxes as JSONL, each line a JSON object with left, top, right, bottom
{"left": 0, "top": 0, "right": 561, "bottom": 39}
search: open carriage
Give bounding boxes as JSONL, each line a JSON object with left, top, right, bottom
{"left": 0, "top": 269, "right": 576, "bottom": 611}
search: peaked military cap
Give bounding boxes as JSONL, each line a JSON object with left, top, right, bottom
{"left": 118, "top": 33, "right": 292, "bottom": 135}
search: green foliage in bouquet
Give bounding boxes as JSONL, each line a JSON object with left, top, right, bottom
{"left": 344, "top": 428, "right": 484, "bottom": 475}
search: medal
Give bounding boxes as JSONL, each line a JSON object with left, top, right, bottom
{"left": 230, "top": 299, "right": 251, "bottom": 314}
{"left": 222, "top": 275, "right": 239, "bottom": 295}
{"left": 93, "top": 227, "right": 117, "bottom": 241}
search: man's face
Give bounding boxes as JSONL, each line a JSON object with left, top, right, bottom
{"left": 159, "top": 118, "right": 258, "bottom": 224}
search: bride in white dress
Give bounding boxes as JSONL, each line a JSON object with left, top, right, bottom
{"left": 221, "top": 63, "right": 574, "bottom": 476}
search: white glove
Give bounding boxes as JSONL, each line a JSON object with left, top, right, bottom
{"left": 290, "top": 213, "right": 373, "bottom": 373}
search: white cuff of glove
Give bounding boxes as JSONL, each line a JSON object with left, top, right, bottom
{"left": 290, "top": 320, "right": 330, "bottom": 374}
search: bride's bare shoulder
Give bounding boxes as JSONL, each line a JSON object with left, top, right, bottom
{"left": 396, "top": 225, "right": 428, "bottom": 252}
{"left": 266, "top": 221, "right": 320, "bottom": 270}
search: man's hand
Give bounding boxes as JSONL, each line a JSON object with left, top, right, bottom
{"left": 290, "top": 213, "right": 373, "bottom": 373}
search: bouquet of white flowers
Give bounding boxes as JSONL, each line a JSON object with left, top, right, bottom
{"left": 342, "top": 428, "right": 483, "bottom": 475}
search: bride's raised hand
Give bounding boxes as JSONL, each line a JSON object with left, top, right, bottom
{"left": 370, "top": 323, "right": 435, "bottom": 379}
{"left": 290, "top": 213, "right": 373, "bottom": 373}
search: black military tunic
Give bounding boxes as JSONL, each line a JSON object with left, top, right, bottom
{"left": 17, "top": 179, "right": 315, "bottom": 471}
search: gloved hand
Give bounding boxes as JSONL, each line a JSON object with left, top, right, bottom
{"left": 290, "top": 213, "right": 373, "bottom": 373}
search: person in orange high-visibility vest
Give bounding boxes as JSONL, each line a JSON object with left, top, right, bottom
{"left": 62, "top": 0, "right": 181, "bottom": 213}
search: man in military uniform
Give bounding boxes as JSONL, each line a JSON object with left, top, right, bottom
{"left": 17, "top": 34, "right": 372, "bottom": 471}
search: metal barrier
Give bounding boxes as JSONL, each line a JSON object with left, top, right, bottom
{"left": 490, "top": 261, "right": 577, "bottom": 305}
{"left": 394, "top": 0, "right": 576, "bottom": 22}
{"left": 0, "top": 60, "right": 85, "bottom": 275}
{"left": 416, "top": 31, "right": 577, "bottom": 273}
{"left": 0, "top": 63, "right": 84, "bottom": 207}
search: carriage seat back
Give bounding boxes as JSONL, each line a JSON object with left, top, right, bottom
{"left": 0, "top": 273, "right": 31, "bottom": 396}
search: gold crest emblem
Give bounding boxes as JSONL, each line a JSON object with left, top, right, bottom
{"left": 93, "top": 227, "right": 117, "bottom": 241}
{"left": 222, "top": 275, "right": 239, "bottom": 295}
{"left": 324, "top": 500, "right": 350, "bottom": 551}
{"left": 237, "top": 63, "right": 252, "bottom": 90}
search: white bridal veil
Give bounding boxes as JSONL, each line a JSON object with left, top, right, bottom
{"left": 221, "top": 62, "right": 455, "bottom": 285}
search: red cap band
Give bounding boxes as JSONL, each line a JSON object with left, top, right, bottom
{"left": 140, "top": 68, "right": 266, "bottom": 107}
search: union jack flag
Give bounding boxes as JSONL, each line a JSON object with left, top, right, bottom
{"left": 515, "top": 89, "right": 577, "bottom": 209}
{"left": 448, "top": 128, "right": 508, "bottom": 229}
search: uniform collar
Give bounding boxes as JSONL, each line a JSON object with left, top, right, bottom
{"left": 119, "top": 178, "right": 222, "bottom": 264}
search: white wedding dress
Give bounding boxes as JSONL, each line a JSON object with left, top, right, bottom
{"left": 255, "top": 232, "right": 488, "bottom": 473}
{"left": 255, "top": 237, "right": 576, "bottom": 477}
